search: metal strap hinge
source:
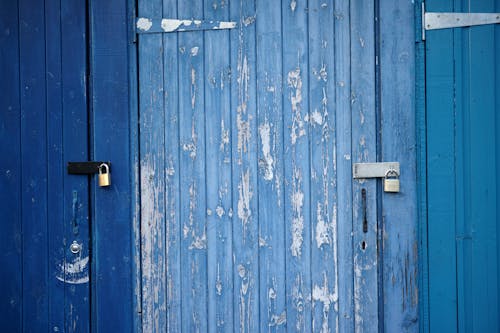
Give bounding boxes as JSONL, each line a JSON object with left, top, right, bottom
{"left": 422, "top": 3, "right": 500, "bottom": 40}
{"left": 136, "top": 18, "right": 237, "bottom": 34}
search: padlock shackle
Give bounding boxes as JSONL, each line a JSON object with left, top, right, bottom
{"left": 98, "top": 163, "right": 110, "bottom": 174}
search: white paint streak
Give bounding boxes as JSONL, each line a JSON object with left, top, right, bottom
{"left": 220, "top": 119, "right": 230, "bottom": 152}
{"left": 288, "top": 68, "right": 305, "bottom": 145}
{"left": 237, "top": 170, "right": 253, "bottom": 229}
{"left": 315, "top": 203, "right": 330, "bottom": 247}
{"left": 290, "top": 0, "right": 297, "bottom": 11}
{"left": 290, "top": 168, "right": 304, "bottom": 257}
{"left": 312, "top": 273, "right": 338, "bottom": 333}
{"left": 190, "top": 46, "right": 199, "bottom": 56}
{"left": 259, "top": 122, "right": 274, "bottom": 181}
{"left": 136, "top": 18, "right": 152, "bottom": 31}
{"left": 311, "top": 110, "right": 323, "bottom": 126}
{"left": 216, "top": 206, "right": 225, "bottom": 218}
{"left": 56, "top": 255, "right": 89, "bottom": 284}
{"left": 216, "top": 21, "right": 236, "bottom": 29}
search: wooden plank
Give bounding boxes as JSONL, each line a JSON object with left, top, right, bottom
{"left": 60, "top": 1, "right": 90, "bottom": 330}
{"left": 350, "top": 0, "right": 379, "bottom": 331}
{"left": 45, "top": 0, "right": 66, "bottom": 331}
{"left": 137, "top": 0, "right": 167, "bottom": 331}
{"left": 162, "top": 0, "right": 181, "bottom": 331}
{"left": 255, "top": 0, "right": 286, "bottom": 331}
{"left": 333, "top": 1, "right": 355, "bottom": 331}
{"left": 203, "top": 1, "right": 234, "bottom": 332}
{"left": 19, "top": 0, "right": 50, "bottom": 329}
{"left": 463, "top": 0, "right": 498, "bottom": 329}
{"left": 282, "top": 0, "right": 312, "bottom": 331}
{"left": 307, "top": 1, "right": 339, "bottom": 332}
{"left": 425, "top": 0, "right": 457, "bottom": 330}
{"left": 379, "top": 0, "right": 418, "bottom": 331}
{"left": 229, "top": 0, "right": 260, "bottom": 331}
{"left": 177, "top": 1, "right": 208, "bottom": 331}
{"left": 0, "top": 1, "right": 22, "bottom": 331}
{"left": 89, "top": 0, "right": 135, "bottom": 331}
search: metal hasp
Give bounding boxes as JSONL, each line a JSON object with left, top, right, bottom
{"left": 352, "top": 162, "right": 400, "bottom": 179}
{"left": 136, "top": 18, "right": 237, "bottom": 34}
{"left": 422, "top": 3, "right": 500, "bottom": 40}
{"left": 67, "top": 161, "right": 111, "bottom": 175}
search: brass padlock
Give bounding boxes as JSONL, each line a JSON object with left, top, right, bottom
{"left": 98, "top": 163, "right": 111, "bottom": 187}
{"left": 384, "top": 169, "right": 400, "bottom": 193}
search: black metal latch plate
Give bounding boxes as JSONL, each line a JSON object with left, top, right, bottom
{"left": 67, "top": 162, "right": 111, "bottom": 175}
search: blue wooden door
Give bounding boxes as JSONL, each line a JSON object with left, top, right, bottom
{"left": 0, "top": 1, "right": 134, "bottom": 331}
{"left": 136, "top": 0, "right": 418, "bottom": 332}
{"left": 425, "top": 0, "right": 500, "bottom": 331}
{"left": 0, "top": 1, "right": 91, "bottom": 331}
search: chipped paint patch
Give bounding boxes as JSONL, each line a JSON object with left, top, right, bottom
{"left": 290, "top": 168, "right": 304, "bottom": 257}
{"left": 258, "top": 121, "right": 274, "bottom": 181}
{"left": 136, "top": 18, "right": 152, "bottom": 31}
{"left": 312, "top": 273, "right": 339, "bottom": 333}
{"left": 290, "top": 0, "right": 297, "bottom": 11}
{"left": 56, "top": 255, "right": 89, "bottom": 284}
{"left": 315, "top": 203, "right": 330, "bottom": 247}
{"left": 190, "top": 46, "right": 199, "bottom": 56}
{"left": 237, "top": 170, "right": 253, "bottom": 230}
{"left": 288, "top": 68, "right": 306, "bottom": 145}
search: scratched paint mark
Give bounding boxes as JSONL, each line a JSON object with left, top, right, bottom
{"left": 258, "top": 121, "right": 274, "bottom": 181}
{"left": 136, "top": 18, "right": 152, "bottom": 31}
{"left": 190, "top": 46, "right": 199, "bottom": 57}
{"left": 56, "top": 255, "right": 89, "bottom": 284}
{"left": 238, "top": 264, "right": 252, "bottom": 332}
{"left": 236, "top": 55, "right": 251, "bottom": 161}
{"left": 288, "top": 68, "right": 305, "bottom": 145}
{"left": 182, "top": 122, "right": 198, "bottom": 159}
{"left": 291, "top": 273, "right": 306, "bottom": 331}
{"left": 237, "top": 170, "right": 253, "bottom": 233}
{"left": 312, "top": 273, "right": 339, "bottom": 333}
{"left": 291, "top": 168, "right": 305, "bottom": 257}
{"left": 191, "top": 68, "right": 197, "bottom": 109}
{"left": 315, "top": 203, "right": 330, "bottom": 247}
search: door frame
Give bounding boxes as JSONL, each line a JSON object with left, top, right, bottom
{"left": 88, "top": 0, "right": 138, "bottom": 330}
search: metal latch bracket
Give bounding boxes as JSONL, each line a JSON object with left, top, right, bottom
{"left": 353, "top": 162, "right": 400, "bottom": 179}
{"left": 136, "top": 18, "right": 237, "bottom": 34}
{"left": 422, "top": 3, "right": 500, "bottom": 40}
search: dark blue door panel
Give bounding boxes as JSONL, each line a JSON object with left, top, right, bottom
{"left": 426, "top": 0, "right": 500, "bottom": 331}
{"left": 0, "top": 0, "right": 90, "bottom": 331}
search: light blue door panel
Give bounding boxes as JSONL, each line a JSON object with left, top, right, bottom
{"left": 136, "top": 0, "right": 418, "bottom": 332}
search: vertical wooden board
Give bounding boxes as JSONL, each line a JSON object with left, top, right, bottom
{"left": 425, "top": 0, "right": 457, "bottom": 331}
{"left": 60, "top": 1, "right": 90, "bottom": 330}
{"left": 451, "top": 9, "right": 468, "bottom": 331}
{"left": 255, "top": 0, "right": 286, "bottom": 331}
{"left": 497, "top": 5, "right": 500, "bottom": 330}
{"left": 90, "top": 1, "right": 134, "bottom": 331}
{"left": 307, "top": 1, "right": 339, "bottom": 332}
{"left": 229, "top": 0, "right": 260, "bottom": 331}
{"left": 379, "top": 0, "right": 418, "bottom": 331}
{"left": 203, "top": 1, "right": 234, "bottom": 332}
{"left": 177, "top": 1, "right": 208, "bottom": 331}
{"left": 333, "top": 1, "right": 354, "bottom": 331}
{"left": 466, "top": 1, "right": 498, "bottom": 328}
{"left": 350, "top": 0, "right": 378, "bottom": 331}
{"left": 138, "top": 0, "right": 167, "bottom": 331}
{"left": 282, "top": 0, "right": 312, "bottom": 331}
{"left": 45, "top": 0, "right": 66, "bottom": 330}
{"left": 0, "top": 1, "right": 22, "bottom": 330}
{"left": 162, "top": 0, "right": 182, "bottom": 331}
{"left": 19, "top": 0, "right": 49, "bottom": 329}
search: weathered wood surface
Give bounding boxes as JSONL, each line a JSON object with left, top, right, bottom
{"left": 134, "top": 0, "right": 418, "bottom": 332}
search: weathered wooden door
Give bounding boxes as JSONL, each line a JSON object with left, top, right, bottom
{"left": 136, "top": 0, "right": 417, "bottom": 332}
{"left": 425, "top": 0, "right": 500, "bottom": 331}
